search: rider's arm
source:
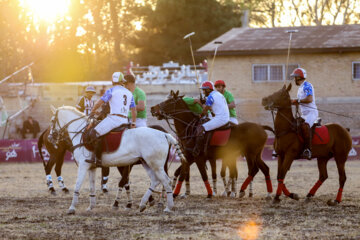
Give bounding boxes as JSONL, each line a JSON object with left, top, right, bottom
{"left": 90, "top": 99, "right": 104, "bottom": 115}
{"left": 136, "top": 100, "right": 145, "bottom": 111}
{"left": 228, "top": 101, "right": 236, "bottom": 109}
{"left": 130, "top": 96, "right": 137, "bottom": 128}
{"left": 201, "top": 105, "right": 211, "bottom": 117}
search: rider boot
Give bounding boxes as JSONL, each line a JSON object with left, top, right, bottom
{"left": 301, "top": 123, "right": 312, "bottom": 160}
{"left": 193, "top": 125, "right": 205, "bottom": 157}
{"left": 85, "top": 130, "right": 103, "bottom": 167}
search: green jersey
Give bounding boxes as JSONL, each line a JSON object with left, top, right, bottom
{"left": 182, "top": 97, "right": 203, "bottom": 114}
{"left": 129, "top": 87, "right": 146, "bottom": 119}
{"left": 223, "top": 90, "right": 237, "bottom": 118}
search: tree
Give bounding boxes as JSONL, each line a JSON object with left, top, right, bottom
{"left": 132, "top": 0, "right": 242, "bottom": 65}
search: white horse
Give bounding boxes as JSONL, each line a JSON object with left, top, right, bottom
{"left": 49, "top": 106, "right": 186, "bottom": 214}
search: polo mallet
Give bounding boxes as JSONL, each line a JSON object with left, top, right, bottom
{"left": 184, "top": 32, "right": 203, "bottom": 100}
{"left": 208, "top": 41, "right": 222, "bottom": 82}
{"left": 183, "top": 32, "right": 199, "bottom": 86}
{"left": 285, "top": 30, "right": 298, "bottom": 83}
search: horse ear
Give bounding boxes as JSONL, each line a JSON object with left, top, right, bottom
{"left": 282, "top": 84, "right": 286, "bottom": 90}
{"left": 175, "top": 90, "right": 179, "bottom": 96}
{"left": 170, "top": 90, "right": 174, "bottom": 96}
{"left": 50, "top": 105, "right": 56, "bottom": 114}
{"left": 286, "top": 83, "right": 292, "bottom": 92}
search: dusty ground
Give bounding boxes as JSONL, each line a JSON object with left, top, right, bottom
{"left": 0, "top": 160, "right": 360, "bottom": 240}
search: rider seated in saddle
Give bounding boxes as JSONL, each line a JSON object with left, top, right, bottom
{"left": 214, "top": 80, "right": 238, "bottom": 125}
{"left": 290, "top": 68, "right": 319, "bottom": 160}
{"left": 193, "top": 81, "right": 230, "bottom": 157}
{"left": 85, "top": 72, "right": 137, "bottom": 167}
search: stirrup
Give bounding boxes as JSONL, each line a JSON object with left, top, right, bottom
{"left": 302, "top": 149, "right": 312, "bottom": 160}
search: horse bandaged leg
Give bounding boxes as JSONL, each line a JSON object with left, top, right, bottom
{"left": 230, "top": 178, "right": 236, "bottom": 197}
{"left": 308, "top": 180, "right": 323, "bottom": 197}
{"left": 204, "top": 180, "right": 213, "bottom": 196}
{"left": 173, "top": 181, "right": 183, "bottom": 196}
{"left": 185, "top": 181, "right": 191, "bottom": 195}
{"left": 125, "top": 183, "right": 133, "bottom": 208}
{"left": 265, "top": 175, "right": 273, "bottom": 193}
{"left": 212, "top": 179, "right": 217, "bottom": 195}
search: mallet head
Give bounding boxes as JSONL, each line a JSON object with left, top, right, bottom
{"left": 286, "top": 30, "right": 299, "bottom": 33}
{"left": 184, "top": 32, "right": 195, "bottom": 39}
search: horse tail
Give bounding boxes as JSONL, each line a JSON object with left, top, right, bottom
{"left": 262, "top": 125, "right": 275, "bottom": 134}
{"left": 38, "top": 129, "right": 47, "bottom": 169}
{"left": 165, "top": 133, "right": 187, "bottom": 164}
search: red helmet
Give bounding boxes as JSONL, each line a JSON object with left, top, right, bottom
{"left": 200, "top": 81, "right": 214, "bottom": 90}
{"left": 214, "top": 80, "right": 226, "bottom": 87}
{"left": 290, "top": 68, "right": 307, "bottom": 79}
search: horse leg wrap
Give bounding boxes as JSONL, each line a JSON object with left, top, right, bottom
{"left": 265, "top": 176, "right": 273, "bottom": 193}
{"left": 276, "top": 179, "right": 284, "bottom": 196}
{"left": 309, "top": 180, "right": 323, "bottom": 196}
{"left": 222, "top": 177, "right": 227, "bottom": 189}
{"left": 185, "top": 181, "right": 190, "bottom": 195}
{"left": 241, "top": 175, "right": 253, "bottom": 191}
{"left": 204, "top": 180, "right": 213, "bottom": 196}
{"left": 115, "top": 187, "right": 123, "bottom": 201}
{"left": 212, "top": 179, "right": 217, "bottom": 194}
{"left": 57, "top": 176, "right": 65, "bottom": 189}
{"left": 336, "top": 188, "right": 343, "bottom": 203}
{"left": 126, "top": 187, "right": 132, "bottom": 202}
{"left": 173, "top": 181, "right": 183, "bottom": 196}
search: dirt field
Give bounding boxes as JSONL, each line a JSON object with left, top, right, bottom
{"left": 0, "top": 160, "right": 360, "bottom": 240}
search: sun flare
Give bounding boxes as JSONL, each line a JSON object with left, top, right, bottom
{"left": 20, "top": 0, "right": 71, "bottom": 23}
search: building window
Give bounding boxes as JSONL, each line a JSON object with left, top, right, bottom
{"left": 353, "top": 62, "right": 360, "bottom": 80}
{"left": 253, "top": 64, "right": 299, "bottom": 82}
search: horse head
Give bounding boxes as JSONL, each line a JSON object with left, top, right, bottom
{"left": 262, "top": 84, "right": 292, "bottom": 110}
{"left": 151, "top": 90, "right": 185, "bottom": 120}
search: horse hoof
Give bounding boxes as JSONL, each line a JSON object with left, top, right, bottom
{"left": 67, "top": 209, "right": 75, "bottom": 215}
{"left": 112, "top": 201, "right": 119, "bottom": 209}
{"left": 164, "top": 207, "right": 173, "bottom": 213}
{"left": 180, "top": 193, "right": 188, "bottom": 199}
{"left": 289, "top": 193, "right": 300, "bottom": 201}
{"left": 139, "top": 205, "right": 146, "bottom": 212}
{"left": 230, "top": 192, "right": 236, "bottom": 198}
{"left": 86, "top": 207, "right": 94, "bottom": 212}
{"left": 239, "top": 191, "right": 245, "bottom": 198}
{"left": 102, "top": 188, "right": 109, "bottom": 194}
{"left": 305, "top": 197, "right": 312, "bottom": 203}
{"left": 157, "top": 202, "right": 164, "bottom": 209}
{"left": 125, "top": 203, "right": 132, "bottom": 210}
{"left": 327, "top": 200, "right": 339, "bottom": 206}
{"left": 62, "top": 188, "right": 69, "bottom": 194}
{"left": 248, "top": 193, "right": 253, "bottom": 198}
{"left": 49, "top": 188, "right": 56, "bottom": 195}
{"left": 227, "top": 191, "right": 231, "bottom": 197}
{"left": 173, "top": 193, "right": 178, "bottom": 199}
{"left": 221, "top": 191, "right": 227, "bottom": 197}
{"left": 206, "top": 194, "right": 212, "bottom": 200}
{"left": 273, "top": 197, "right": 281, "bottom": 204}
{"left": 265, "top": 195, "right": 272, "bottom": 201}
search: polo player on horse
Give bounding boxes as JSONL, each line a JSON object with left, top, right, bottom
{"left": 193, "top": 81, "right": 230, "bottom": 157}
{"left": 85, "top": 72, "right": 137, "bottom": 166}
{"left": 290, "top": 67, "right": 319, "bottom": 159}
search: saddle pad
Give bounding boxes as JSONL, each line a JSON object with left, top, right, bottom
{"left": 84, "top": 130, "right": 125, "bottom": 153}
{"left": 210, "top": 129, "right": 231, "bottom": 146}
{"left": 312, "top": 126, "right": 330, "bottom": 145}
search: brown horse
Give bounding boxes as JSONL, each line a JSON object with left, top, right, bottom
{"left": 261, "top": 84, "right": 352, "bottom": 205}
{"left": 151, "top": 90, "right": 273, "bottom": 199}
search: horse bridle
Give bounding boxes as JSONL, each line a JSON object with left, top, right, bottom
{"left": 49, "top": 109, "right": 87, "bottom": 151}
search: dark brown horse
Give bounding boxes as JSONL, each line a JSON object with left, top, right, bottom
{"left": 261, "top": 84, "right": 352, "bottom": 205}
{"left": 151, "top": 90, "right": 273, "bottom": 199}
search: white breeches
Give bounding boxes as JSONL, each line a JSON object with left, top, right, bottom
{"left": 229, "top": 117, "right": 238, "bottom": 125}
{"left": 203, "top": 117, "right": 229, "bottom": 131}
{"left": 301, "top": 110, "right": 318, "bottom": 127}
{"left": 95, "top": 115, "right": 128, "bottom": 136}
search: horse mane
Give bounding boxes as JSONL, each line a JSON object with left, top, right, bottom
{"left": 58, "top": 106, "right": 86, "bottom": 117}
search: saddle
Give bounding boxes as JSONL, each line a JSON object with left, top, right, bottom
{"left": 83, "top": 123, "right": 130, "bottom": 153}
{"left": 297, "top": 118, "right": 330, "bottom": 145}
{"left": 203, "top": 122, "right": 234, "bottom": 153}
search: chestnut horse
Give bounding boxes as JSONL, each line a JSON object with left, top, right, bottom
{"left": 151, "top": 90, "right": 273, "bottom": 199}
{"left": 262, "top": 84, "right": 352, "bottom": 205}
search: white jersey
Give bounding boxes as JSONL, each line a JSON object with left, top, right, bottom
{"left": 202, "top": 90, "right": 230, "bottom": 131}
{"left": 297, "top": 80, "right": 318, "bottom": 127}
{"left": 100, "top": 85, "right": 135, "bottom": 116}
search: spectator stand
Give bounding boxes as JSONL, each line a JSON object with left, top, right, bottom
{"left": 125, "top": 61, "right": 208, "bottom": 85}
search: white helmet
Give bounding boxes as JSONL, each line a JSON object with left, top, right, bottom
{"left": 112, "top": 72, "right": 124, "bottom": 83}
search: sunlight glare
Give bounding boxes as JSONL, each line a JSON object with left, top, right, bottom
{"left": 134, "top": 20, "right": 142, "bottom": 31}
{"left": 20, "top": 0, "right": 71, "bottom": 22}
{"left": 237, "top": 220, "right": 260, "bottom": 240}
